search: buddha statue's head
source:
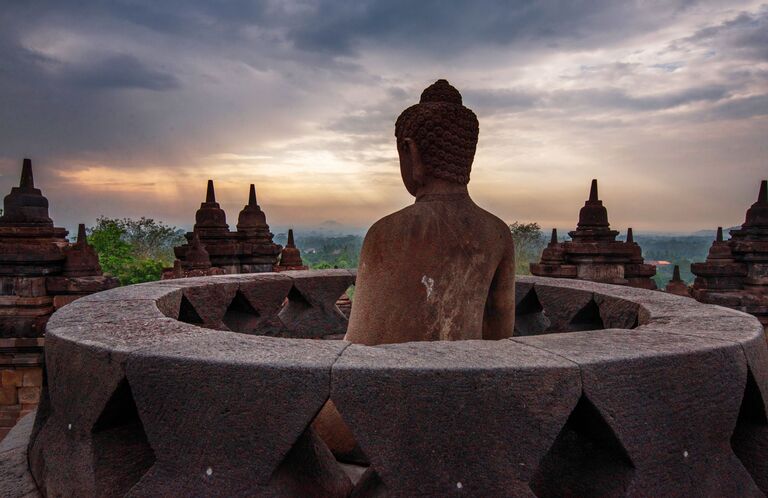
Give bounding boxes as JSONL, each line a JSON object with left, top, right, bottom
{"left": 395, "top": 79, "right": 479, "bottom": 196}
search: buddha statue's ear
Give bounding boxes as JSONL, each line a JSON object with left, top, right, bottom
{"left": 405, "top": 139, "right": 426, "bottom": 186}
{"left": 398, "top": 138, "right": 426, "bottom": 196}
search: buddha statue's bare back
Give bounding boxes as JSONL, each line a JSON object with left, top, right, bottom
{"left": 346, "top": 193, "right": 515, "bottom": 344}
{"left": 314, "top": 80, "right": 515, "bottom": 461}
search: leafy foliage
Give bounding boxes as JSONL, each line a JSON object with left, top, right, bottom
{"left": 626, "top": 234, "right": 711, "bottom": 287}
{"left": 274, "top": 232, "right": 363, "bottom": 269}
{"left": 509, "top": 221, "right": 547, "bottom": 275}
{"left": 88, "top": 217, "right": 186, "bottom": 285}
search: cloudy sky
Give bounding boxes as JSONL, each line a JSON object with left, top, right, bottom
{"left": 0, "top": 0, "right": 766, "bottom": 234}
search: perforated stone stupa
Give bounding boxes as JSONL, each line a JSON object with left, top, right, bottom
{"left": 530, "top": 179, "right": 657, "bottom": 289}
{"left": 275, "top": 229, "right": 308, "bottom": 271}
{"left": 8, "top": 271, "right": 768, "bottom": 497}
{"left": 691, "top": 180, "right": 768, "bottom": 330}
{"left": 173, "top": 181, "right": 282, "bottom": 274}
{"left": 0, "top": 159, "right": 118, "bottom": 439}
{"left": 162, "top": 232, "right": 226, "bottom": 280}
{"left": 665, "top": 265, "right": 691, "bottom": 297}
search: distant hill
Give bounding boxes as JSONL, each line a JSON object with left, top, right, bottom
{"left": 690, "top": 226, "right": 740, "bottom": 237}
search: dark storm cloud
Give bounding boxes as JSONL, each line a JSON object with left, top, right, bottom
{"left": 61, "top": 54, "right": 179, "bottom": 91}
{"left": 9, "top": 0, "right": 693, "bottom": 55}
{"left": 417, "top": 84, "right": 730, "bottom": 115}
{"left": 287, "top": 0, "right": 694, "bottom": 55}
{"left": 0, "top": 0, "right": 765, "bottom": 183}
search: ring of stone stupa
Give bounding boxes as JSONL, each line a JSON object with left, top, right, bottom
{"left": 22, "top": 270, "right": 768, "bottom": 497}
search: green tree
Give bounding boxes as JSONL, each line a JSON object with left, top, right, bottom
{"left": 88, "top": 217, "right": 186, "bottom": 285}
{"left": 509, "top": 221, "right": 547, "bottom": 275}
{"left": 118, "top": 217, "right": 186, "bottom": 261}
{"left": 274, "top": 232, "right": 363, "bottom": 269}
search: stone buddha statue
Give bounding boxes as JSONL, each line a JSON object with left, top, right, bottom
{"left": 346, "top": 79, "right": 515, "bottom": 344}
{"left": 315, "top": 80, "right": 515, "bottom": 461}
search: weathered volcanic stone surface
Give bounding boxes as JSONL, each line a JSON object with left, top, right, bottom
{"left": 0, "top": 412, "right": 40, "bottom": 498}
{"left": 331, "top": 339, "right": 581, "bottom": 497}
{"left": 516, "top": 328, "right": 760, "bottom": 497}
{"left": 170, "top": 280, "right": 239, "bottom": 329}
{"left": 278, "top": 269, "right": 355, "bottom": 338}
{"left": 532, "top": 283, "right": 596, "bottom": 331}
{"left": 231, "top": 273, "right": 294, "bottom": 334}
{"left": 23, "top": 272, "right": 768, "bottom": 497}
{"left": 124, "top": 333, "right": 351, "bottom": 497}
{"left": 30, "top": 322, "right": 212, "bottom": 496}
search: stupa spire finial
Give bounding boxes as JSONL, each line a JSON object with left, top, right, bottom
{"left": 626, "top": 227, "right": 634, "bottom": 244}
{"left": 77, "top": 223, "right": 87, "bottom": 244}
{"left": 589, "top": 179, "right": 598, "bottom": 202}
{"left": 759, "top": 180, "right": 767, "bottom": 204}
{"left": 716, "top": 226, "right": 723, "bottom": 242}
{"left": 276, "top": 228, "right": 305, "bottom": 269}
{"left": 550, "top": 228, "right": 558, "bottom": 245}
{"left": 206, "top": 180, "right": 216, "bottom": 203}
{"left": 20, "top": 158, "right": 34, "bottom": 188}
{"left": 672, "top": 265, "right": 682, "bottom": 282}
{"left": 248, "top": 184, "right": 257, "bottom": 206}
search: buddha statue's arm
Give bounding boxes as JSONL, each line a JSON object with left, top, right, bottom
{"left": 482, "top": 237, "right": 515, "bottom": 339}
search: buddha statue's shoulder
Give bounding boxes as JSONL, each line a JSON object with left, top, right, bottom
{"left": 365, "top": 200, "right": 510, "bottom": 247}
{"left": 364, "top": 205, "right": 415, "bottom": 241}
{"left": 474, "top": 203, "right": 514, "bottom": 239}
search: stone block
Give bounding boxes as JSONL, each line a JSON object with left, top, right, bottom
{"left": 594, "top": 293, "right": 640, "bottom": 329}
{"left": 0, "top": 387, "right": 17, "bottom": 405}
{"left": 331, "top": 339, "right": 581, "bottom": 496}
{"left": 5, "top": 353, "right": 44, "bottom": 367}
{"left": 48, "top": 298, "right": 168, "bottom": 328}
{"left": 22, "top": 368, "right": 42, "bottom": 387}
{"left": 533, "top": 284, "right": 595, "bottom": 331}
{"left": 1, "top": 369, "right": 23, "bottom": 387}
{"left": 45, "top": 275, "right": 119, "bottom": 294}
{"left": 17, "top": 387, "right": 40, "bottom": 404}
{"left": 29, "top": 319, "right": 214, "bottom": 496}
{"left": 178, "top": 281, "right": 239, "bottom": 329}
{"left": 228, "top": 274, "right": 294, "bottom": 335}
{"left": 13, "top": 277, "right": 47, "bottom": 297}
{"left": 0, "top": 413, "right": 42, "bottom": 498}
{"left": 516, "top": 329, "right": 761, "bottom": 497}
{"left": 52, "top": 294, "right": 81, "bottom": 310}
{"left": 125, "top": 333, "right": 351, "bottom": 496}
{"left": 0, "top": 338, "right": 44, "bottom": 349}
{"left": 278, "top": 270, "right": 354, "bottom": 338}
